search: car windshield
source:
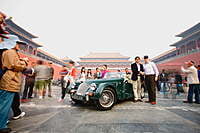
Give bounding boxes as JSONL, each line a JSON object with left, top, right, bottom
{"left": 103, "top": 72, "right": 125, "bottom": 79}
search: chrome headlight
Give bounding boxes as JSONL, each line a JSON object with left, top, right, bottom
{"left": 90, "top": 83, "right": 97, "bottom": 91}
{"left": 71, "top": 83, "right": 76, "bottom": 89}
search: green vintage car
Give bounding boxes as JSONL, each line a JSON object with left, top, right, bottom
{"left": 68, "top": 72, "right": 134, "bottom": 110}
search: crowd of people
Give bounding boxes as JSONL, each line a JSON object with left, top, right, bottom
{"left": 58, "top": 64, "right": 110, "bottom": 102}
{"left": 157, "top": 62, "right": 200, "bottom": 103}
{"left": 18, "top": 61, "right": 54, "bottom": 102}
{"left": 128, "top": 56, "right": 200, "bottom": 105}
{"left": 78, "top": 64, "right": 109, "bottom": 82}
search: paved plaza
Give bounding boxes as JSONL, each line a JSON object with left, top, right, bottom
{"left": 9, "top": 86, "right": 200, "bottom": 133}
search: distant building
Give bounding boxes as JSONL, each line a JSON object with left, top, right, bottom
{"left": 152, "top": 23, "right": 200, "bottom": 71}
{"left": 62, "top": 56, "right": 71, "bottom": 62}
{"left": 78, "top": 52, "right": 132, "bottom": 71}
{"left": 5, "top": 18, "right": 41, "bottom": 55}
{"left": 62, "top": 56, "right": 73, "bottom": 66}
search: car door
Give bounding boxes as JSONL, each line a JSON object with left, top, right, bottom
{"left": 122, "top": 81, "right": 134, "bottom": 99}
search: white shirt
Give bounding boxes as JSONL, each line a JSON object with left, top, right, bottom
{"left": 79, "top": 72, "right": 86, "bottom": 82}
{"left": 161, "top": 73, "right": 165, "bottom": 77}
{"left": 143, "top": 61, "right": 159, "bottom": 77}
{"left": 136, "top": 63, "right": 140, "bottom": 71}
{"left": 181, "top": 66, "right": 199, "bottom": 84}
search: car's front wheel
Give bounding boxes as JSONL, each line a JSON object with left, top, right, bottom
{"left": 96, "top": 87, "right": 116, "bottom": 110}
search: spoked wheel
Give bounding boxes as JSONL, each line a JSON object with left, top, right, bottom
{"left": 96, "top": 87, "right": 116, "bottom": 110}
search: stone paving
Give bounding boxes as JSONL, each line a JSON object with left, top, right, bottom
{"left": 8, "top": 86, "right": 200, "bottom": 133}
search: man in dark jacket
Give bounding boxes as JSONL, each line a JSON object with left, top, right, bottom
{"left": 159, "top": 69, "right": 168, "bottom": 94}
{"left": 22, "top": 62, "right": 36, "bottom": 101}
{"left": 131, "top": 56, "right": 144, "bottom": 102}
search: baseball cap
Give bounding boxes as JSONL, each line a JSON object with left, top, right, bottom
{"left": 0, "top": 34, "right": 26, "bottom": 49}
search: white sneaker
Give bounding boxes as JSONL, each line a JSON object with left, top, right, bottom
{"left": 12, "top": 112, "right": 26, "bottom": 120}
{"left": 39, "top": 96, "right": 43, "bottom": 99}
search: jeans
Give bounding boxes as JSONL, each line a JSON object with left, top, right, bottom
{"left": 176, "top": 84, "right": 183, "bottom": 95}
{"left": 188, "top": 84, "right": 200, "bottom": 103}
{"left": 160, "top": 82, "right": 169, "bottom": 92}
{"left": 0, "top": 90, "right": 15, "bottom": 129}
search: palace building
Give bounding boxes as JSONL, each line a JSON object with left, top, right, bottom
{"left": 78, "top": 52, "right": 132, "bottom": 71}
{"left": 5, "top": 18, "right": 41, "bottom": 56}
{"left": 152, "top": 22, "right": 200, "bottom": 71}
{"left": 62, "top": 56, "right": 72, "bottom": 65}
{"left": 5, "top": 18, "right": 66, "bottom": 79}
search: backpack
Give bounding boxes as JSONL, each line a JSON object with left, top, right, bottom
{"left": 0, "top": 49, "right": 7, "bottom": 79}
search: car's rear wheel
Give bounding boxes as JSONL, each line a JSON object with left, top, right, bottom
{"left": 96, "top": 87, "right": 116, "bottom": 110}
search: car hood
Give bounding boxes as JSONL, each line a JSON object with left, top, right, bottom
{"left": 73, "top": 78, "right": 124, "bottom": 95}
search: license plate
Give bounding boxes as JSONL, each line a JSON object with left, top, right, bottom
{"left": 72, "top": 94, "right": 84, "bottom": 100}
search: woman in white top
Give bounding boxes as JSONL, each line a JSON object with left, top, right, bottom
{"left": 79, "top": 67, "right": 86, "bottom": 82}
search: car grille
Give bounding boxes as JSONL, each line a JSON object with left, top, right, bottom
{"left": 76, "top": 83, "right": 90, "bottom": 95}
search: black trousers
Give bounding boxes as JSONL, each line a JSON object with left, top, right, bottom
{"left": 145, "top": 75, "right": 156, "bottom": 102}
{"left": 61, "top": 81, "right": 70, "bottom": 99}
{"left": 22, "top": 80, "right": 35, "bottom": 99}
{"left": 12, "top": 93, "right": 22, "bottom": 117}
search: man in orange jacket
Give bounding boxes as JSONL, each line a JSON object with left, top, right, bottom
{"left": 0, "top": 35, "right": 28, "bottom": 133}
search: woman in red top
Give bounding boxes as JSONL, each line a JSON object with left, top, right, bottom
{"left": 68, "top": 60, "right": 77, "bottom": 80}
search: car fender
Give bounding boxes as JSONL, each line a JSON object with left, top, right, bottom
{"left": 95, "top": 83, "right": 116, "bottom": 98}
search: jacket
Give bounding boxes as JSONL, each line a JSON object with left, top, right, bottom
{"left": 159, "top": 73, "right": 168, "bottom": 82}
{"left": 0, "top": 49, "right": 27, "bottom": 92}
{"left": 34, "top": 65, "right": 50, "bottom": 81}
{"left": 131, "top": 63, "right": 144, "bottom": 81}
{"left": 181, "top": 66, "right": 199, "bottom": 84}
{"left": 48, "top": 66, "right": 54, "bottom": 79}
{"left": 175, "top": 74, "right": 182, "bottom": 84}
